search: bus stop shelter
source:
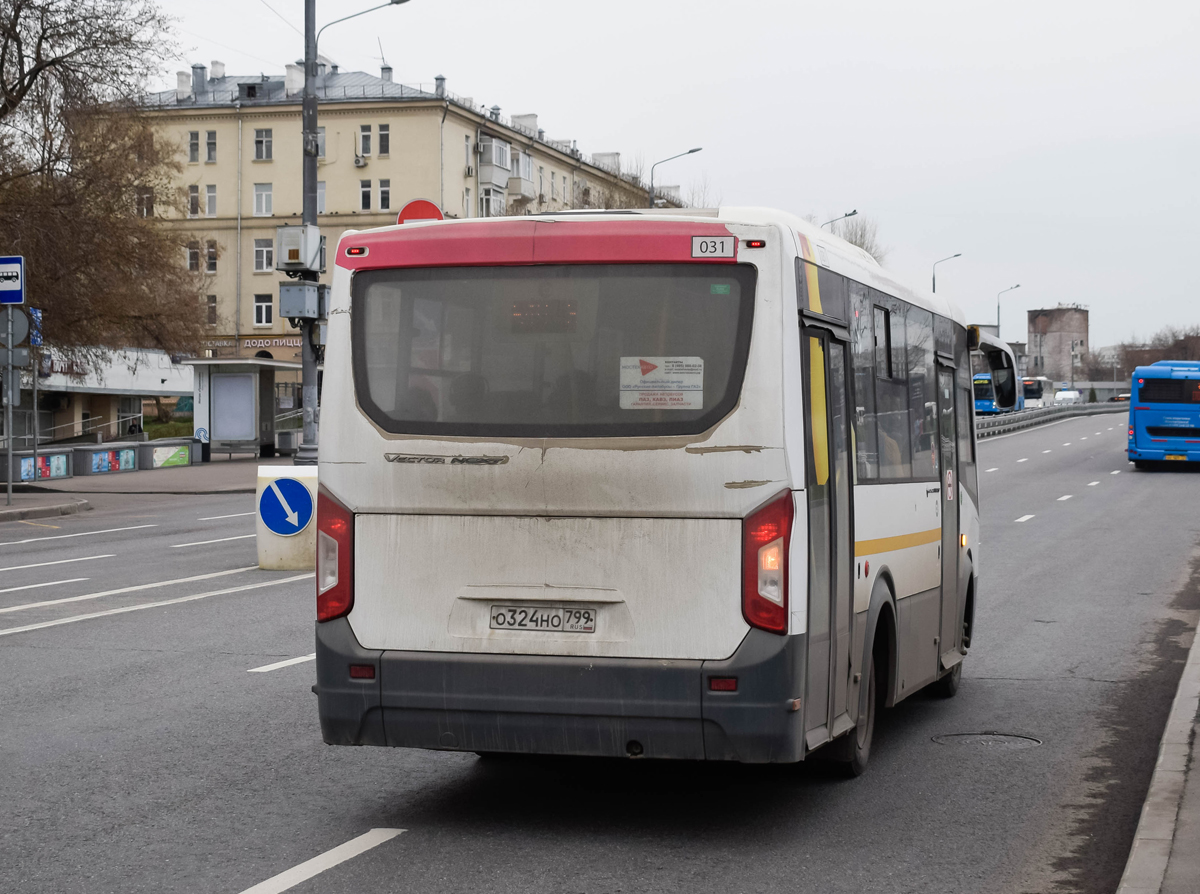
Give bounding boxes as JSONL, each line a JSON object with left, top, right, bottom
{"left": 185, "top": 358, "right": 301, "bottom": 459}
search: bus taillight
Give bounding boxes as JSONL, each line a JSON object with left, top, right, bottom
{"left": 317, "top": 485, "right": 355, "bottom": 622}
{"left": 742, "top": 492, "right": 794, "bottom": 635}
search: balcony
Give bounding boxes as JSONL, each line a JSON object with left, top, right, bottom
{"left": 508, "top": 174, "right": 536, "bottom": 201}
{"left": 478, "top": 138, "right": 511, "bottom": 188}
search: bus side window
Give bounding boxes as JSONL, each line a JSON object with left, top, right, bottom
{"left": 851, "top": 283, "right": 878, "bottom": 480}
{"left": 874, "top": 292, "right": 912, "bottom": 479}
{"left": 907, "top": 307, "right": 937, "bottom": 479}
{"left": 957, "top": 389, "right": 978, "bottom": 502}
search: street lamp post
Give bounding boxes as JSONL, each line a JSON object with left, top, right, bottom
{"left": 648, "top": 147, "right": 701, "bottom": 208}
{"left": 931, "top": 253, "right": 961, "bottom": 293}
{"left": 995, "top": 283, "right": 1020, "bottom": 340}
{"left": 295, "top": 0, "right": 408, "bottom": 465}
{"left": 821, "top": 209, "right": 857, "bottom": 230}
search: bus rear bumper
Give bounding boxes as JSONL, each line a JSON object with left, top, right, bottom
{"left": 1129, "top": 448, "right": 1200, "bottom": 462}
{"left": 315, "top": 618, "right": 805, "bottom": 763}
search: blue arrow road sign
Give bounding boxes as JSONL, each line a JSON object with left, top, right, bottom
{"left": 258, "top": 477, "right": 314, "bottom": 537}
{"left": 0, "top": 255, "right": 25, "bottom": 305}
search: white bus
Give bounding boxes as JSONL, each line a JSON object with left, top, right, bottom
{"left": 1022, "top": 375, "right": 1055, "bottom": 408}
{"left": 314, "top": 208, "right": 1014, "bottom": 774}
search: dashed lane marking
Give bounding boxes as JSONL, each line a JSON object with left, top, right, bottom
{"left": 248, "top": 653, "right": 316, "bottom": 673}
{"left": 198, "top": 511, "right": 256, "bottom": 521}
{"left": 1088, "top": 481, "right": 1099, "bottom": 486}
{"left": 1063, "top": 442, "right": 1072, "bottom": 446}
{"left": 0, "top": 566, "right": 257, "bottom": 615}
{"left": 0, "top": 573, "right": 313, "bottom": 637}
{"left": 1112, "top": 470, "right": 1121, "bottom": 475}
{"left": 0, "top": 554, "right": 113, "bottom": 573}
{"left": 1058, "top": 495, "right": 1073, "bottom": 501}
{"left": 0, "top": 578, "right": 88, "bottom": 595}
{"left": 1018, "top": 458, "right": 1029, "bottom": 463}
{"left": 1081, "top": 436, "right": 1088, "bottom": 440}
{"left": 986, "top": 468, "right": 999, "bottom": 472}
{"left": 1043, "top": 450, "right": 1052, "bottom": 453}
{"left": 0, "top": 524, "right": 157, "bottom": 547}
{"left": 236, "top": 828, "right": 405, "bottom": 894}
{"left": 170, "top": 534, "right": 256, "bottom": 548}
{"left": 1016, "top": 515, "right": 1035, "bottom": 523}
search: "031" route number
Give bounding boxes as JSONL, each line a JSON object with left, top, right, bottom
{"left": 691, "top": 236, "right": 734, "bottom": 258}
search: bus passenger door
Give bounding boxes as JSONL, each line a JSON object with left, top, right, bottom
{"left": 936, "top": 366, "right": 961, "bottom": 664}
{"left": 802, "top": 329, "right": 855, "bottom": 748}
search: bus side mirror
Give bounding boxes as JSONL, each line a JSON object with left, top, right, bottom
{"left": 984, "top": 347, "right": 1018, "bottom": 410}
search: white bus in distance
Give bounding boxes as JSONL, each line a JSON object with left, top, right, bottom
{"left": 313, "top": 207, "right": 1016, "bottom": 775}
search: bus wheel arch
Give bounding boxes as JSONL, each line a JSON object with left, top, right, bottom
{"left": 961, "top": 564, "right": 976, "bottom": 652}
{"left": 864, "top": 573, "right": 899, "bottom": 710}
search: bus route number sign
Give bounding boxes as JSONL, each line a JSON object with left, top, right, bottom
{"left": 692, "top": 236, "right": 734, "bottom": 258}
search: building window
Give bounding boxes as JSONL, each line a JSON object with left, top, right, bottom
{"left": 359, "top": 125, "right": 371, "bottom": 157}
{"left": 360, "top": 179, "right": 371, "bottom": 211}
{"left": 206, "top": 130, "right": 217, "bottom": 162}
{"left": 188, "top": 184, "right": 200, "bottom": 217}
{"left": 464, "top": 135, "right": 471, "bottom": 167}
{"left": 317, "top": 126, "right": 325, "bottom": 159}
{"left": 187, "top": 241, "right": 200, "bottom": 272}
{"left": 317, "top": 180, "right": 325, "bottom": 214}
{"left": 135, "top": 188, "right": 154, "bottom": 218}
{"left": 188, "top": 131, "right": 199, "bottom": 163}
{"left": 254, "top": 183, "right": 272, "bottom": 216}
{"left": 379, "top": 179, "right": 390, "bottom": 211}
{"left": 254, "top": 238, "right": 273, "bottom": 271}
{"left": 378, "top": 124, "right": 389, "bottom": 156}
{"left": 254, "top": 128, "right": 272, "bottom": 160}
{"left": 538, "top": 166, "right": 544, "bottom": 198}
{"left": 206, "top": 240, "right": 218, "bottom": 273}
{"left": 563, "top": 175, "right": 568, "bottom": 203}
{"left": 205, "top": 184, "right": 216, "bottom": 217}
{"left": 254, "top": 294, "right": 273, "bottom": 326}
{"left": 463, "top": 187, "right": 470, "bottom": 218}
{"left": 206, "top": 294, "right": 217, "bottom": 326}
{"left": 551, "top": 171, "right": 557, "bottom": 199}
{"left": 480, "top": 187, "right": 503, "bottom": 217}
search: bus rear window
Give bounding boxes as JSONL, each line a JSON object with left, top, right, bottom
{"left": 1138, "top": 378, "right": 1200, "bottom": 403}
{"left": 351, "top": 263, "right": 756, "bottom": 438}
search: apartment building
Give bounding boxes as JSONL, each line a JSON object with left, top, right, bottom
{"left": 140, "top": 61, "right": 661, "bottom": 361}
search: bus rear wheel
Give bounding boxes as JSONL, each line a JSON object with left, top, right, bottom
{"left": 931, "top": 661, "right": 962, "bottom": 698}
{"left": 833, "top": 655, "right": 877, "bottom": 777}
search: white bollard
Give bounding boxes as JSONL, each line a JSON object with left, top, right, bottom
{"left": 256, "top": 465, "right": 318, "bottom": 570}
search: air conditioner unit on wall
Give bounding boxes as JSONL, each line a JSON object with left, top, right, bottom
{"left": 353, "top": 156, "right": 367, "bottom": 168}
{"left": 465, "top": 165, "right": 474, "bottom": 177}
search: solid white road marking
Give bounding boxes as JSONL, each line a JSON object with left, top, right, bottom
{"left": 198, "top": 511, "right": 256, "bottom": 521}
{"left": 237, "top": 828, "right": 405, "bottom": 894}
{"left": 1016, "top": 515, "right": 1035, "bottom": 523}
{"left": 0, "top": 554, "right": 114, "bottom": 573}
{"left": 1088, "top": 481, "right": 1099, "bottom": 486}
{"left": 0, "top": 574, "right": 313, "bottom": 637}
{"left": 1018, "top": 458, "right": 1029, "bottom": 463}
{"left": 1112, "top": 470, "right": 1121, "bottom": 475}
{"left": 170, "top": 534, "right": 256, "bottom": 548}
{"left": 268, "top": 480, "right": 301, "bottom": 527}
{"left": 248, "top": 653, "right": 316, "bottom": 673}
{"left": 0, "top": 578, "right": 88, "bottom": 595}
{"left": 1058, "top": 495, "right": 1073, "bottom": 501}
{"left": 0, "top": 524, "right": 157, "bottom": 547}
{"left": 986, "top": 468, "right": 999, "bottom": 472}
{"left": 0, "top": 566, "right": 257, "bottom": 615}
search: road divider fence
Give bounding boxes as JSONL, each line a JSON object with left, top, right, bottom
{"left": 975, "top": 403, "right": 1128, "bottom": 439}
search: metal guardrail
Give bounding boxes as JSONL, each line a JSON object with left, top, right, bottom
{"left": 974, "top": 403, "right": 1128, "bottom": 438}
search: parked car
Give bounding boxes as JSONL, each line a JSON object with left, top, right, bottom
{"left": 1054, "top": 390, "right": 1082, "bottom": 405}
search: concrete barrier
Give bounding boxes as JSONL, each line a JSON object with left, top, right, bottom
{"left": 256, "top": 465, "right": 317, "bottom": 571}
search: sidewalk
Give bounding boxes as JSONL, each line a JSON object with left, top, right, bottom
{"left": 0, "top": 491, "right": 91, "bottom": 523}
{"left": 1118, "top": 597, "right": 1200, "bottom": 893}
{"left": 13, "top": 454, "right": 289, "bottom": 496}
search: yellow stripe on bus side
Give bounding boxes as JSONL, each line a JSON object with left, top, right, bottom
{"left": 854, "top": 527, "right": 941, "bottom": 556}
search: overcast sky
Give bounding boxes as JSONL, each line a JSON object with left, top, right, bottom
{"left": 156, "top": 0, "right": 1199, "bottom": 348}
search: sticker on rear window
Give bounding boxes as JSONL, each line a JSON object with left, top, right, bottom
{"left": 620, "top": 357, "right": 704, "bottom": 410}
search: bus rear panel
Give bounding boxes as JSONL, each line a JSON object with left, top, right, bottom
{"left": 1128, "top": 361, "right": 1200, "bottom": 465}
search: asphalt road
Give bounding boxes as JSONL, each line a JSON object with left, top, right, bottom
{"left": 2, "top": 413, "right": 1198, "bottom": 894}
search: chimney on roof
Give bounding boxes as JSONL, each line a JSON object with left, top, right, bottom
{"left": 380, "top": 64, "right": 392, "bottom": 82}
{"left": 331, "top": 64, "right": 338, "bottom": 74}
{"left": 191, "top": 63, "right": 207, "bottom": 96}
{"left": 489, "top": 105, "right": 501, "bottom": 121}
{"left": 176, "top": 71, "right": 192, "bottom": 98}
{"left": 434, "top": 74, "right": 445, "bottom": 97}
{"left": 285, "top": 63, "right": 303, "bottom": 95}
{"left": 537, "top": 128, "right": 545, "bottom": 141}
{"left": 210, "top": 60, "right": 225, "bottom": 80}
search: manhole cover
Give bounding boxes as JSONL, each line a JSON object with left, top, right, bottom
{"left": 932, "top": 732, "right": 1043, "bottom": 750}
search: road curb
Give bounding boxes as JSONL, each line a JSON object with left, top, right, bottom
{"left": 0, "top": 499, "right": 91, "bottom": 523}
{"left": 1117, "top": 610, "right": 1200, "bottom": 893}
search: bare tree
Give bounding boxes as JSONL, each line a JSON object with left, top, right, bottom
{"left": 1120, "top": 325, "right": 1200, "bottom": 372}
{"left": 0, "top": 1, "right": 204, "bottom": 357}
{"left": 834, "top": 215, "right": 889, "bottom": 265}
{"left": 686, "top": 171, "right": 722, "bottom": 209}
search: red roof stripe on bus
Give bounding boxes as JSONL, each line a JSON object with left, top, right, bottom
{"left": 336, "top": 219, "right": 738, "bottom": 270}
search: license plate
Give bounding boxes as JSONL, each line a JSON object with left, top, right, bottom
{"left": 1166, "top": 454, "right": 1187, "bottom": 461}
{"left": 489, "top": 605, "right": 596, "bottom": 633}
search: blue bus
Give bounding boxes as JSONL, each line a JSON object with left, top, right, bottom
{"left": 1128, "top": 361, "right": 1200, "bottom": 468}
{"left": 974, "top": 373, "right": 1024, "bottom": 415}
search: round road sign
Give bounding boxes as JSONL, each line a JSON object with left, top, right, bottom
{"left": 258, "top": 477, "right": 315, "bottom": 536}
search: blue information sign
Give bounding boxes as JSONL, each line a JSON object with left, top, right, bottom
{"left": 0, "top": 255, "right": 25, "bottom": 305}
{"left": 258, "top": 477, "right": 314, "bottom": 536}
